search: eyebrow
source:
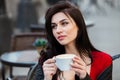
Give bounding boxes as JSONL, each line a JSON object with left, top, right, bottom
{"left": 51, "top": 19, "right": 68, "bottom": 24}
{"left": 60, "top": 19, "right": 68, "bottom": 23}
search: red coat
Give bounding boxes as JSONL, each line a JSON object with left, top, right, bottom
{"left": 90, "top": 51, "right": 112, "bottom": 80}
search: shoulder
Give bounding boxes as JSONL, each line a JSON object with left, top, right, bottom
{"left": 91, "top": 51, "right": 112, "bottom": 68}
{"left": 90, "top": 51, "right": 112, "bottom": 79}
{"left": 92, "top": 51, "right": 112, "bottom": 62}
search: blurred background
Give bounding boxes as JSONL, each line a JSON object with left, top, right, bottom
{"left": 0, "top": 0, "right": 120, "bottom": 80}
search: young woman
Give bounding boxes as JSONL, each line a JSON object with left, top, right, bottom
{"left": 34, "top": 1, "right": 112, "bottom": 80}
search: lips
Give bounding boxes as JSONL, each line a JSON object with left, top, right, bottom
{"left": 57, "top": 35, "right": 66, "bottom": 41}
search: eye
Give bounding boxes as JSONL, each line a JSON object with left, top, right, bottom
{"left": 61, "top": 21, "right": 69, "bottom": 26}
{"left": 51, "top": 23, "right": 57, "bottom": 29}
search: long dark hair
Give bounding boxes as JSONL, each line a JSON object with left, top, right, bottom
{"left": 39, "top": 1, "right": 99, "bottom": 80}
{"left": 44, "top": 1, "right": 98, "bottom": 59}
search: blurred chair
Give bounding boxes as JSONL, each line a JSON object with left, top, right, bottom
{"left": 26, "top": 63, "right": 38, "bottom": 80}
{"left": 30, "top": 24, "right": 45, "bottom": 33}
{"left": 8, "top": 32, "right": 46, "bottom": 80}
{"left": 10, "top": 32, "right": 46, "bottom": 51}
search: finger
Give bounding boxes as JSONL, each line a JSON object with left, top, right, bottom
{"left": 43, "top": 66, "right": 57, "bottom": 75}
{"left": 71, "top": 67, "right": 83, "bottom": 72}
{"left": 72, "top": 67, "right": 86, "bottom": 75}
{"left": 73, "top": 56, "right": 86, "bottom": 66}
{"left": 43, "top": 63, "right": 56, "bottom": 68}
{"left": 52, "top": 56, "right": 56, "bottom": 60}
{"left": 43, "top": 67, "right": 57, "bottom": 71}
{"left": 43, "top": 62, "right": 57, "bottom": 70}
{"left": 71, "top": 62, "right": 85, "bottom": 70}
{"left": 44, "top": 70, "right": 56, "bottom": 75}
{"left": 44, "top": 59, "right": 56, "bottom": 64}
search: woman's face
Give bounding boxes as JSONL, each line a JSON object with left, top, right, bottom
{"left": 51, "top": 12, "right": 78, "bottom": 46}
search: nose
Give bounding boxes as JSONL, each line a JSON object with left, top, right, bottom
{"left": 56, "top": 25, "right": 63, "bottom": 34}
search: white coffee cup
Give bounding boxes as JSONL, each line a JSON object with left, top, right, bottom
{"left": 55, "top": 54, "right": 75, "bottom": 71}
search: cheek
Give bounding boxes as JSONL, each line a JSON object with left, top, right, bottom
{"left": 68, "top": 30, "right": 78, "bottom": 40}
{"left": 67, "top": 26, "right": 78, "bottom": 37}
{"left": 52, "top": 30, "right": 57, "bottom": 38}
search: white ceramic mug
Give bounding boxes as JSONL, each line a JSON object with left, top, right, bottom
{"left": 55, "top": 54, "right": 75, "bottom": 71}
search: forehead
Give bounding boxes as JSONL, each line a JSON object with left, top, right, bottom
{"left": 51, "top": 12, "right": 72, "bottom": 23}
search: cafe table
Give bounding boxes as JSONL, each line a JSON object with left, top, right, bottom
{"left": 0, "top": 50, "right": 39, "bottom": 80}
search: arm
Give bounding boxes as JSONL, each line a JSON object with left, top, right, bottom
{"left": 33, "top": 59, "right": 57, "bottom": 80}
{"left": 42, "top": 58, "right": 57, "bottom": 80}
{"left": 35, "top": 49, "right": 57, "bottom": 80}
{"left": 75, "top": 63, "right": 113, "bottom": 80}
{"left": 33, "top": 63, "right": 92, "bottom": 80}
{"left": 71, "top": 56, "right": 91, "bottom": 80}
{"left": 97, "top": 64, "right": 112, "bottom": 80}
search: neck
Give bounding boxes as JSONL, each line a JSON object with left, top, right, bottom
{"left": 65, "top": 43, "right": 91, "bottom": 66}
{"left": 65, "top": 44, "right": 79, "bottom": 56}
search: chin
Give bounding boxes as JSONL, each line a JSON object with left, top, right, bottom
{"left": 59, "top": 42, "right": 68, "bottom": 45}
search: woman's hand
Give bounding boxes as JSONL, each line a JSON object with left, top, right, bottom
{"left": 70, "top": 56, "right": 87, "bottom": 79}
{"left": 43, "top": 58, "right": 57, "bottom": 80}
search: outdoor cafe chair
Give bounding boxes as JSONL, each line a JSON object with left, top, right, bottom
{"left": 6, "top": 32, "right": 46, "bottom": 80}
{"left": 10, "top": 32, "right": 46, "bottom": 51}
